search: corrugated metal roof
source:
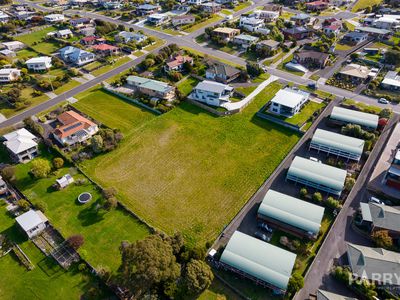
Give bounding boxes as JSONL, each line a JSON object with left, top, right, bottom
{"left": 220, "top": 231, "right": 296, "bottom": 290}
{"left": 258, "top": 190, "right": 325, "bottom": 235}
{"left": 287, "top": 156, "right": 347, "bottom": 191}
{"left": 330, "top": 107, "right": 379, "bottom": 129}
{"left": 311, "top": 129, "right": 365, "bottom": 156}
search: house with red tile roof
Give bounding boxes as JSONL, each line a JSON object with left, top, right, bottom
{"left": 164, "top": 54, "right": 193, "bottom": 72}
{"left": 53, "top": 110, "right": 99, "bottom": 146}
{"left": 91, "top": 44, "right": 119, "bottom": 56}
{"left": 306, "top": 0, "right": 329, "bottom": 11}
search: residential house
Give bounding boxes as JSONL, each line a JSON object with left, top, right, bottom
{"left": 0, "top": 68, "right": 21, "bottom": 83}
{"left": 56, "top": 29, "right": 73, "bottom": 39}
{"left": 354, "top": 26, "right": 391, "bottom": 40}
{"left": 0, "top": 11, "right": 10, "bottom": 23}
{"left": 290, "top": 13, "right": 311, "bottom": 26}
{"left": 69, "top": 17, "right": 92, "bottom": 27}
{"left": 250, "top": 10, "right": 279, "bottom": 22}
{"left": 372, "top": 15, "right": 400, "bottom": 30}
{"left": 341, "top": 31, "right": 368, "bottom": 45}
{"left": 26, "top": 56, "right": 52, "bottom": 71}
{"left": 126, "top": 76, "right": 176, "bottom": 101}
{"left": 338, "top": 63, "right": 374, "bottom": 84}
{"left": 53, "top": 110, "right": 99, "bottom": 146}
{"left": 256, "top": 39, "right": 280, "bottom": 52}
{"left": 263, "top": 3, "right": 282, "bottom": 12}
{"left": 0, "top": 49, "right": 16, "bottom": 58}
{"left": 212, "top": 27, "right": 240, "bottom": 41}
{"left": 323, "top": 24, "right": 341, "bottom": 36}
{"left": 347, "top": 243, "right": 400, "bottom": 286}
{"left": 147, "top": 13, "right": 170, "bottom": 26}
{"left": 283, "top": 26, "right": 313, "bottom": 40}
{"left": 115, "top": 31, "right": 148, "bottom": 43}
{"left": 79, "top": 27, "right": 96, "bottom": 37}
{"left": 205, "top": 60, "right": 241, "bottom": 83}
{"left": 1, "top": 41, "right": 25, "bottom": 51}
{"left": 269, "top": 87, "right": 310, "bottom": 117}
{"left": 81, "top": 36, "right": 99, "bottom": 45}
{"left": 189, "top": 80, "right": 233, "bottom": 107}
{"left": 200, "top": 2, "right": 222, "bottom": 13}
{"left": 16, "top": 210, "right": 48, "bottom": 238}
{"left": 306, "top": 0, "right": 329, "bottom": 11}
{"left": 91, "top": 44, "right": 119, "bottom": 56}
{"left": 172, "top": 15, "right": 196, "bottom": 27}
{"left": 0, "top": 176, "right": 8, "bottom": 195}
{"left": 102, "top": 1, "right": 122, "bottom": 9}
{"left": 381, "top": 71, "right": 400, "bottom": 91}
{"left": 59, "top": 46, "right": 96, "bottom": 66}
{"left": 323, "top": 17, "right": 341, "bottom": 27}
{"left": 239, "top": 16, "right": 265, "bottom": 32}
{"left": 2, "top": 128, "right": 38, "bottom": 163}
{"left": 316, "top": 290, "right": 357, "bottom": 300}
{"left": 164, "top": 54, "right": 193, "bottom": 72}
{"left": 233, "top": 34, "right": 259, "bottom": 49}
{"left": 170, "top": 4, "right": 191, "bottom": 15}
{"left": 215, "top": 0, "right": 233, "bottom": 4}
{"left": 44, "top": 13, "right": 65, "bottom": 23}
{"left": 188, "top": 0, "right": 206, "bottom": 5}
{"left": 136, "top": 4, "right": 161, "bottom": 16}
{"left": 294, "top": 50, "right": 330, "bottom": 68}
{"left": 14, "top": 11, "right": 36, "bottom": 20}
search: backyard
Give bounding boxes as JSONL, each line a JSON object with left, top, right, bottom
{"left": 184, "top": 15, "right": 223, "bottom": 33}
{"left": 16, "top": 26, "right": 62, "bottom": 55}
{"left": 76, "top": 81, "right": 301, "bottom": 246}
{"left": 176, "top": 76, "right": 200, "bottom": 96}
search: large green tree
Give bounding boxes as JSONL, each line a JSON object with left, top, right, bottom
{"left": 184, "top": 259, "right": 214, "bottom": 294}
{"left": 30, "top": 159, "right": 51, "bottom": 178}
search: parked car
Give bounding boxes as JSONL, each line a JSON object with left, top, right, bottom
{"left": 254, "top": 231, "right": 271, "bottom": 242}
{"left": 369, "top": 196, "right": 385, "bottom": 205}
{"left": 257, "top": 222, "right": 273, "bottom": 233}
{"left": 225, "top": 15, "right": 233, "bottom": 20}
{"left": 378, "top": 98, "right": 389, "bottom": 104}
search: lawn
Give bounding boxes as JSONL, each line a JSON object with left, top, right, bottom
{"left": 352, "top": 0, "right": 383, "bottom": 11}
{"left": 198, "top": 278, "right": 241, "bottom": 300}
{"left": 342, "top": 98, "right": 382, "bottom": 114}
{"left": 184, "top": 15, "right": 223, "bottom": 33}
{"left": 263, "top": 51, "right": 285, "bottom": 66}
{"left": 144, "top": 37, "right": 166, "bottom": 51}
{"left": 144, "top": 25, "right": 181, "bottom": 36}
{"left": 54, "top": 79, "right": 81, "bottom": 95}
{"left": 16, "top": 26, "right": 62, "bottom": 55}
{"left": 277, "top": 54, "right": 305, "bottom": 76}
{"left": 91, "top": 56, "right": 131, "bottom": 76}
{"left": 176, "top": 76, "right": 200, "bottom": 96}
{"left": 74, "top": 87, "right": 158, "bottom": 134}
{"left": 221, "top": 9, "right": 233, "bottom": 15}
{"left": 233, "top": 1, "right": 251, "bottom": 11}
{"left": 16, "top": 48, "right": 39, "bottom": 60}
{"left": 132, "top": 50, "right": 145, "bottom": 57}
{"left": 14, "top": 156, "right": 150, "bottom": 272}
{"left": 235, "top": 85, "right": 257, "bottom": 96}
{"left": 344, "top": 21, "right": 356, "bottom": 31}
{"left": 280, "top": 11, "right": 294, "bottom": 20}
{"left": 78, "top": 81, "right": 301, "bottom": 245}
{"left": 0, "top": 203, "right": 113, "bottom": 300}
{"left": 181, "top": 46, "right": 243, "bottom": 68}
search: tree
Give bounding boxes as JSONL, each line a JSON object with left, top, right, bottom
{"left": 326, "top": 197, "right": 341, "bottom": 210}
{"left": 102, "top": 187, "right": 117, "bottom": 200}
{"left": 35, "top": 200, "right": 47, "bottom": 212}
{"left": 17, "top": 199, "right": 30, "bottom": 211}
{"left": 53, "top": 157, "right": 64, "bottom": 169}
{"left": 118, "top": 234, "right": 181, "bottom": 297}
{"left": 91, "top": 135, "right": 104, "bottom": 153}
{"left": 299, "top": 188, "right": 308, "bottom": 199}
{"left": 379, "top": 108, "right": 392, "bottom": 119}
{"left": 104, "top": 197, "right": 118, "bottom": 211}
{"left": 31, "top": 159, "right": 51, "bottom": 178}
{"left": 184, "top": 259, "right": 214, "bottom": 295}
{"left": 345, "top": 177, "right": 356, "bottom": 191}
{"left": 1, "top": 166, "right": 16, "bottom": 183}
{"left": 384, "top": 50, "right": 400, "bottom": 66}
{"left": 67, "top": 234, "right": 85, "bottom": 250}
{"left": 312, "top": 192, "right": 323, "bottom": 203}
{"left": 246, "top": 62, "right": 264, "bottom": 77}
{"left": 371, "top": 230, "right": 393, "bottom": 249}
{"left": 287, "top": 273, "right": 304, "bottom": 295}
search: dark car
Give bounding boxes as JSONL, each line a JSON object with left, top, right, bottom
{"left": 257, "top": 222, "right": 273, "bottom": 233}
{"left": 254, "top": 231, "right": 270, "bottom": 242}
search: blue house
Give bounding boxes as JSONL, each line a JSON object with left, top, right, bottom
{"left": 59, "top": 46, "right": 96, "bottom": 66}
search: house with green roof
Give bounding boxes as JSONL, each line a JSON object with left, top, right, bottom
{"left": 126, "top": 75, "right": 176, "bottom": 101}
{"left": 330, "top": 106, "right": 379, "bottom": 130}
{"left": 257, "top": 190, "right": 325, "bottom": 240}
{"left": 286, "top": 156, "right": 347, "bottom": 196}
{"left": 309, "top": 129, "right": 365, "bottom": 162}
{"left": 219, "top": 231, "right": 296, "bottom": 295}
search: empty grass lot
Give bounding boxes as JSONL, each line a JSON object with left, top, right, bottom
{"left": 14, "top": 155, "right": 150, "bottom": 272}
{"left": 54, "top": 79, "right": 81, "bottom": 95}
{"left": 352, "top": 0, "right": 383, "bottom": 11}
{"left": 91, "top": 56, "right": 132, "bottom": 76}
{"left": 16, "top": 26, "right": 61, "bottom": 55}
{"left": 233, "top": 1, "right": 251, "bottom": 11}
{"left": 77, "top": 82, "right": 301, "bottom": 245}
{"left": 184, "top": 15, "right": 223, "bottom": 33}
{"left": 176, "top": 76, "right": 200, "bottom": 96}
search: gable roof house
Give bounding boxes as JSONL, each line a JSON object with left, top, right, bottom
{"left": 26, "top": 56, "right": 52, "bottom": 72}
{"left": 341, "top": 31, "right": 368, "bottom": 45}
{"left": 69, "top": 17, "right": 92, "bottom": 27}
{"left": 220, "top": 231, "right": 296, "bottom": 295}
{"left": 2, "top": 128, "right": 38, "bottom": 163}
{"left": 59, "top": 46, "right": 96, "bottom": 66}
{"left": 44, "top": 13, "right": 65, "bottom": 23}
{"left": 56, "top": 29, "right": 73, "bottom": 39}
{"left": 189, "top": 80, "right": 233, "bottom": 107}
{"left": 91, "top": 44, "right": 119, "bottom": 56}
{"left": 323, "top": 24, "right": 341, "bottom": 36}
{"left": 306, "top": 0, "right": 329, "bottom": 11}
{"left": 0, "top": 11, "right": 10, "bottom": 23}
{"left": 233, "top": 34, "right": 259, "bottom": 49}
{"left": 200, "top": 2, "right": 222, "bottom": 13}
{"left": 1, "top": 41, "right": 25, "bottom": 51}
{"left": 290, "top": 13, "right": 311, "bottom": 25}
{"left": 347, "top": 243, "right": 400, "bottom": 286}
{"left": 126, "top": 76, "right": 176, "bottom": 101}
{"left": 164, "top": 54, "right": 193, "bottom": 72}
{"left": 257, "top": 190, "right": 325, "bottom": 239}
{"left": 283, "top": 26, "right": 313, "bottom": 40}
{"left": 115, "top": 31, "right": 148, "bottom": 43}
{"left": 53, "top": 110, "right": 99, "bottom": 146}
{"left": 16, "top": 210, "right": 48, "bottom": 238}
{"left": 205, "top": 61, "right": 241, "bottom": 84}
{"left": 79, "top": 26, "right": 96, "bottom": 37}
{"left": 316, "top": 290, "right": 357, "bottom": 300}
{"left": 0, "top": 68, "right": 21, "bottom": 83}
{"left": 239, "top": 16, "right": 265, "bottom": 32}
{"left": 0, "top": 49, "right": 16, "bottom": 58}
{"left": 381, "top": 71, "right": 400, "bottom": 91}
{"left": 147, "top": 13, "right": 170, "bottom": 26}
{"left": 172, "top": 14, "right": 196, "bottom": 27}
{"left": 294, "top": 50, "right": 330, "bottom": 69}
{"left": 338, "top": 63, "right": 374, "bottom": 83}
{"left": 212, "top": 27, "right": 240, "bottom": 41}
{"left": 256, "top": 39, "right": 280, "bottom": 52}
{"left": 136, "top": 4, "right": 161, "bottom": 16}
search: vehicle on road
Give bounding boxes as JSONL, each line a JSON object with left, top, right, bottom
{"left": 254, "top": 231, "right": 271, "bottom": 242}
{"left": 225, "top": 15, "right": 233, "bottom": 20}
{"left": 257, "top": 222, "right": 273, "bottom": 233}
{"left": 369, "top": 196, "right": 385, "bottom": 205}
{"left": 378, "top": 98, "right": 389, "bottom": 104}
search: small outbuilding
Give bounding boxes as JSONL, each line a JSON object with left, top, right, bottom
{"left": 15, "top": 210, "right": 48, "bottom": 238}
{"left": 55, "top": 174, "right": 74, "bottom": 189}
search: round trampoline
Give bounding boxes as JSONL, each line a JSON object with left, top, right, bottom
{"left": 78, "top": 192, "right": 92, "bottom": 204}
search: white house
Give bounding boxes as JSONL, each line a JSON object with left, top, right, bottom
{"left": 269, "top": 88, "right": 310, "bottom": 117}
{"left": 16, "top": 210, "right": 48, "bottom": 238}
{"left": 44, "top": 13, "right": 65, "bottom": 23}
{"left": 1, "top": 41, "right": 25, "bottom": 51}
{"left": 250, "top": 10, "right": 280, "bottom": 22}
{"left": 147, "top": 13, "right": 170, "bottom": 26}
{"left": 3, "top": 128, "right": 38, "bottom": 163}
{"left": 115, "top": 31, "right": 148, "bottom": 43}
{"left": 239, "top": 16, "right": 265, "bottom": 32}
{"left": 59, "top": 46, "right": 96, "bottom": 66}
{"left": 381, "top": 71, "right": 400, "bottom": 91}
{"left": 56, "top": 29, "right": 73, "bottom": 39}
{"left": 0, "top": 11, "right": 10, "bottom": 23}
{"left": 26, "top": 56, "right": 52, "bottom": 71}
{"left": 0, "top": 68, "right": 21, "bottom": 83}
{"left": 189, "top": 80, "right": 234, "bottom": 107}
{"left": 188, "top": 0, "right": 205, "bottom": 4}
{"left": 233, "top": 34, "right": 259, "bottom": 48}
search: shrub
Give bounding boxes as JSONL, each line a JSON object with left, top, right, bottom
{"left": 17, "top": 199, "right": 30, "bottom": 212}
{"left": 31, "top": 159, "right": 51, "bottom": 178}
{"left": 102, "top": 187, "right": 117, "bottom": 200}
{"left": 326, "top": 197, "right": 340, "bottom": 210}
{"left": 104, "top": 197, "right": 118, "bottom": 211}
{"left": 35, "top": 200, "right": 47, "bottom": 213}
{"left": 53, "top": 157, "right": 64, "bottom": 169}
{"left": 371, "top": 230, "right": 393, "bottom": 249}
{"left": 78, "top": 263, "right": 87, "bottom": 272}
{"left": 299, "top": 188, "right": 308, "bottom": 199}
{"left": 312, "top": 192, "right": 323, "bottom": 203}
{"left": 67, "top": 234, "right": 84, "bottom": 250}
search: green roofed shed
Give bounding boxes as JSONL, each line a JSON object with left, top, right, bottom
{"left": 330, "top": 106, "right": 378, "bottom": 129}
{"left": 220, "top": 231, "right": 296, "bottom": 293}
{"left": 258, "top": 190, "right": 324, "bottom": 237}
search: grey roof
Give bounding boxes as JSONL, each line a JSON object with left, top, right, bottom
{"left": 360, "top": 202, "right": 372, "bottom": 222}
{"left": 206, "top": 61, "right": 240, "bottom": 77}
{"left": 127, "top": 76, "right": 173, "bottom": 93}
{"left": 15, "top": 210, "right": 47, "bottom": 232}
{"left": 317, "top": 290, "right": 357, "bottom": 300}
{"left": 344, "top": 31, "right": 368, "bottom": 39}
{"left": 311, "top": 129, "right": 365, "bottom": 157}
{"left": 347, "top": 243, "right": 400, "bottom": 285}
{"left": 367, "top": 202, "right": 400, "bottom": 232}
{"left": 220, "top": 231, "right": 296, "bottom": 290}
{"left": 234, "top": 34, "right": 259, "bottom": 42}
{"left": 258, "top": 39, "right": 280, "bottom": 48}
{"left": 330, "top": 107, "right": 379, "bottom": 129}
{"left": 283, "top": 26, "right": 310, "bottom": 34}
{"left": 287, "top": 156, "right": 347, "bottom": 191}
{"left": 194, "top": 80, "right": 232, "bottom": 94}
{"left": 291, "top": 13, "right": 310, "bottom": 20}
{"left": 355, "top": 26, "right": 391, "bottom": 35}
{"left": 3, "top": 128, "right": 37, "bottom": 154}
{"left": 258, "top": 190, "right": 325, "bottom": 235}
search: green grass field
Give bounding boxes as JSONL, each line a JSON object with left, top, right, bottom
{"left": 181, "top": 46, "right": 243, "bottom": 68}
{"left": 91, "top": 56, "right": 131, "bottom": 76}
{"left": 144, "top": 37, "right": 166, "bottom": 52}
{"left": 277, "top": 54, "right": 305, "bottom": 76}
{"left": 16, "top": 48, "right": 39, "bottom": 60}
{"left": 233, "top": 1, "right": 251, "bottom": 11}
{"left": 184, "top": 15, "right": 223, "bottom": 33}
{"left": 76, "top": 82, "right": 301, "bottom": 245}
{"left": 54, "top": 79, "right": 81, "bottom": 95}
{"left": 176, "top": 76, "right": 200, "bottom": 96}
{"left": 14, "top": 154, "right": 150, "bottom": 272}
{"left": 352, "top": 0, "right": 383, "bottom": 11}
{"left": 16, "top": 26, "right": 61, "bottom": 55}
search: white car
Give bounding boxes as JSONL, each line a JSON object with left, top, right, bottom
{"left": 378, "top": 98, "right": 389, "bottom": 104}
{"left": 369, "top": 196, "right": 385, "bottom": 205}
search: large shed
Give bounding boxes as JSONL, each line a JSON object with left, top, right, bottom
{"left": 309, "top": 129, "right": 365, "bottom": 161}
{"left": 330, "top": 106, "right": 378, "bottom": 129}
{"left": 257, "top": 190, "right": 325, "bottom": 239}
{"left": 286, "top": 156, "right": 347, "bottom": 196}
{"left": 220, "top": 231, "right": 296, "bottom": 294}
